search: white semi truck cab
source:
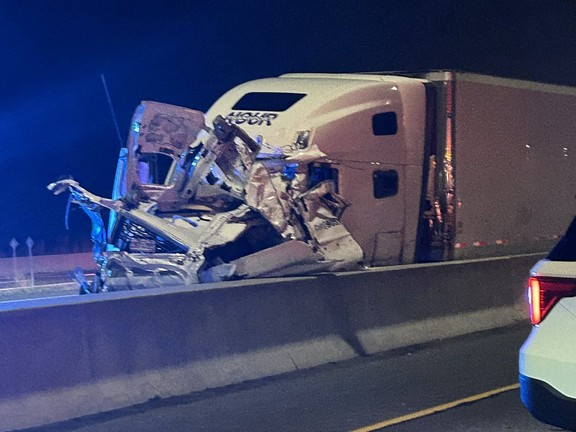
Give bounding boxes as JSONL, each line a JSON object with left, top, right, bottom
{"left": 206, "top": 74, "right": 431, "bottom": 266}
{"left": 49, "top": 71, "right": 576, "bottom": 291}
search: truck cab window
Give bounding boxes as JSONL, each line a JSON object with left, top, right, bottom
{"left": 372, "top": 112, "right": 398, "bottom": 136}
{"left": 137, "top": 153, "right": 174, "bottom": 185}
{"left": 308, "top": 163, "right": 339, "bottom": 191}
{"left": 373, "top": 170, "right": 398, "bottom": 198}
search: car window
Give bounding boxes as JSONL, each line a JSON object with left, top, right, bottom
{"left": 547, "top": 216, "right": 576, "bottom": 261}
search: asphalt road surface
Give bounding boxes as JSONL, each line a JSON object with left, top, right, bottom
{"left": 15, "top": 322, "right": 555, "bottom": 432}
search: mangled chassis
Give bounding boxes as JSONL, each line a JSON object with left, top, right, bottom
{"left": 49, "top": 101, "right": 362, "bottom": 292}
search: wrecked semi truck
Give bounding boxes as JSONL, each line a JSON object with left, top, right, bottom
{"left": 49, "top": 71, "right": 576, "bottom": 291}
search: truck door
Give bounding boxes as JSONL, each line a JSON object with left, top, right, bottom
{"left": 338, "top": 164, "right": 405, "bottom": 266}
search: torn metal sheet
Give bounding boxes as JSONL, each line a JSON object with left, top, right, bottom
{"left": 200, "top": 240, "right": 329, "bottom": 282}
{"left": 295, "top": 181, "right": 364, "bottom": 264}
{"left": 244, "top": 162, "right": 299, "bottom": 239}
{"left": 49, "top": 101, "right": 364, "bottom": 292}
{"left": 102, "top": 253, "right": 203, "bottom": 291}
{"left": 125, "top": 101, "right": 206, "bottom": 210}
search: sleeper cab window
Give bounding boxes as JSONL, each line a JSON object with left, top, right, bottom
{"left": 373, "top": 170, "right": 398, "bottom": 199}
{"left": 372, "top": 112, "right": 398, "bottom": 136}
{"left": 231, "top": 92, "right": 306, "bottom": 111}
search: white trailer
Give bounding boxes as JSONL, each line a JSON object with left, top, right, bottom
{"left": 49, "top": 71, "right": 576, "bottom": 289}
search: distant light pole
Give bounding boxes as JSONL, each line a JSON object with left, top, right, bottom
{"left": 26, "top": 237, "right": 34, "bottom": 287}
{"left": 10, "top": 238, "right": 19, "bottom": 284}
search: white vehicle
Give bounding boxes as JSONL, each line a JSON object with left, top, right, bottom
{"left": 49, "top": 71, "right": 576, "bottom": 290}
{"left": 520, "top": 217, "right": 576, "bottom": 430}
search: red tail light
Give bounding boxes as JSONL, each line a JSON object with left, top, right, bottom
{"left": 529, "top": 276, "right": 576, "bottom": 325}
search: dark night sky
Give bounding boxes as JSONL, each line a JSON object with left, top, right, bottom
{"left": 1, "top": 0, "right": 575, "bottom": 255}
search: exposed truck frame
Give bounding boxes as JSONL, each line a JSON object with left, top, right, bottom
{"left": 49, "top": 71, "right": 576, "bottom": 291}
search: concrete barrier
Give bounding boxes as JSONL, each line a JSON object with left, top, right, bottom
{"left": 0, "top": 252, "right": 96, "bottom": 278}
{"left": 0, "top": 283, "right": 78, "bottom": 302}
{"left": 0, "top": 253, "right": 539, "bottom": 431}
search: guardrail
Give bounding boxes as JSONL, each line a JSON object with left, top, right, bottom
{"left": 0, "top": 254, "right": 538, "bottom": 431}
{"left": 0, "top": 282, "right": 78, "bottom": 302}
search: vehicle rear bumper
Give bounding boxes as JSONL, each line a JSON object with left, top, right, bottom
{"left": 520, "top": 373, "right": 576, "bottom": 431}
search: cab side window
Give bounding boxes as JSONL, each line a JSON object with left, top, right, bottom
{"left": 373, "top": 170, "right": 398, "bottom": 198}
{"left": 372, "top": 112, "right": 398, "bottom": 136}
{"left": 308, "top": 163, "right": 339, "bottom": 192}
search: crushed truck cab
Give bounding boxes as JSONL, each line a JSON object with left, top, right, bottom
{"left": 49, "top": 72, "right": 576, "bottom": 291}
{"left": 49, "top": 96, "right": 367, "bottom": 290}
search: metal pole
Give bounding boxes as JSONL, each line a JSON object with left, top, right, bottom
{"left": 10, "top": 238, "right": 19, "bottom": 285}
{"left": 26, "top": 237, "right": 34, "bottom": 287}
